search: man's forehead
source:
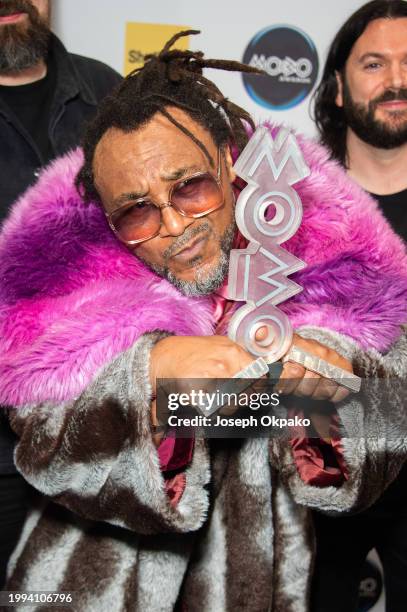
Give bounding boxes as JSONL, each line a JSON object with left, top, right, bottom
{"left": 351, "top": 17, "right": 407, "bottom": 59}
{"left": 94, "top": 108, "right": 214, "bottom": 164}
{"left": 92, "top": 108, "right": 218, "bottom": 200}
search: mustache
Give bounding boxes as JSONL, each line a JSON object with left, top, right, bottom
{"left": 163, "top": 222, "right": 212, "bottom": 260}
{"left": 372, "top": 88, "right": 407, "bottom": 107}
{"left": 0, "top": 0, "right": 38, "bottom": 18}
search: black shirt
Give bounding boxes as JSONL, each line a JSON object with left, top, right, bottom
{"left": 0, "top": 33, "right": 122, "bottom": 223}
{"left": 372, "top": 189, "right": 407, "bottom": 242}
{"left": 0, "top": 51, "right": 57, "bottom": 164}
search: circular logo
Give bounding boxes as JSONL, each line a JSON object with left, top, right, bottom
{"left": 358, "top": 560, "right": 383, "bottom": 612}
{"left": 242, "top": 25, "right": 319, "bottom": 111}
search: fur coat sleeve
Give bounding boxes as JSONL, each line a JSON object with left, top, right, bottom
{"left": 270, "top": 325, "right": 407, "bottom": 516}
{"left": 8, "top": 332, "right": 210, "bottom": 535}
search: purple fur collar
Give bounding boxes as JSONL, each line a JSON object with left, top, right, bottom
{"left": 0, "top": 125, "right": 406, "bottom": 406}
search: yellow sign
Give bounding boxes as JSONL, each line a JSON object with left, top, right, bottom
{"left": 124, "top": 22, "right": 190, "bottom": 76}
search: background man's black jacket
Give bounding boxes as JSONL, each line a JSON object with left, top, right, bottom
{"left": 0, "top": 33, "right": 122, "bottom": 222}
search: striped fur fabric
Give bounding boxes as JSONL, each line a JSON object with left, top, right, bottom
{"left": 6, "top": 330, "right": 407, "bottom": 611}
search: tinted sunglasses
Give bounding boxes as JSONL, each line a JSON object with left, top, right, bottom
{"left": 105, "top": 148, "right": 224, "bottom": 245}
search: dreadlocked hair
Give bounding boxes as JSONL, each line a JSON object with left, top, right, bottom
{"left": 76, "top": 30, "right": 263, "bottom": 203}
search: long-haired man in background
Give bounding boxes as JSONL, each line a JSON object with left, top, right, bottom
{"left": 313, "top": 1, "right": 407, "bottom": 610}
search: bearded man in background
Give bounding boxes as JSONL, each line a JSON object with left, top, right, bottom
{"left": 313, "top": 2, "right": 407, "bottom": 609}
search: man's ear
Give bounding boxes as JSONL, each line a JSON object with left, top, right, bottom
{"left": 335, "top": 71, "right": 344, "bottom": 107}
{"left": 223, "top": 146, "right": 237, "bottom": 183}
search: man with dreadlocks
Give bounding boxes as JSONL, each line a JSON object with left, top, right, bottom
{"left": 0, "top": 32, "right": 406, "bottom": 611}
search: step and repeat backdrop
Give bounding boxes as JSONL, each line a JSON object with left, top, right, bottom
{"left": 53, "top": 1, "right": 386, "bottom": 610}
{"left": 53, "top": 0, "right": 370, "bottom": 136}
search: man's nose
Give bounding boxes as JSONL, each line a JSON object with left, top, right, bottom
{"left": 386, "top": 62, "right": 406, "bottom": 89}
{"left": 159, "top": 205, "right": 194, "bottom": 237}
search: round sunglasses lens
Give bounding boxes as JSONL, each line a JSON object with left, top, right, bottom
{"left": 111, "top": 202, "right": 160, "bottom": 243}
{"left": 172, "top": 174, "right": 223, "bottom": 215}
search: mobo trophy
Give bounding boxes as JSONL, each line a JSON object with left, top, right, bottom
{"left": 228, "top": 126, "right": 361, "bottom": 394}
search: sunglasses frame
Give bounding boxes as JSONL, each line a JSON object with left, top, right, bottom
{"left": 105, "top": 148, "right": 224, "bottom": 245}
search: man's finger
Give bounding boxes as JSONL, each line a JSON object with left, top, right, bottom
{"left": 293, "top": 370, "right": 320, "bottom": 397}
{"left": 330, "top": 385, "right": 351, "bottom": 404}
{"left": 311, "top": 378, "right": 339, "bottom": 401}
{"left": 278, "top": 361, "right": 306, "bottom": 395}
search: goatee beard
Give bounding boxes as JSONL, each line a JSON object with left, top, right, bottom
{"left": 137, "top": 219, "right": 236, "bottom": 297}
{"left": 167, "top": 248, "right": 230, "bottom": 297}
{"left": 342, "top": 79, "right": 407, "bottom": 149}
{"left": 0, "top": 0, "right": 50, "bottom": 74}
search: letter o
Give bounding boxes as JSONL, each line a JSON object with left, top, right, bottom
{"left": 296, "top": 58, "right": 312, "bottom": 78}
{"left": 266, "top": 56, "right": 281, "bottom": 77}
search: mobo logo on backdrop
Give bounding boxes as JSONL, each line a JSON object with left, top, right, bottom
{"left": 242, "top": 25, "right": 319, "bottom": 111}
